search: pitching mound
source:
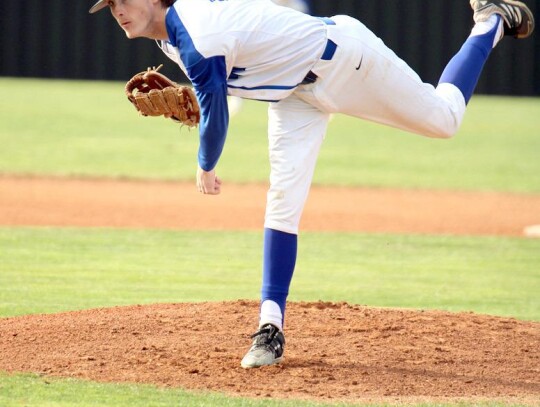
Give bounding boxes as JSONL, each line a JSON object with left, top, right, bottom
{"left": 1, "top": 301, "right": 539, "bottom": 404}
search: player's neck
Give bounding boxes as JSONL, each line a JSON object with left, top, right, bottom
{"left": 145, "top": 7, "right": 169, "bottom": 40}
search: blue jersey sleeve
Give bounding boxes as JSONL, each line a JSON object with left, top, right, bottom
{"left": 188, "top": 56, "right": 229, "bottom": 171}
{"left": 165, "top": 8, "right": 230, "bottom": 171}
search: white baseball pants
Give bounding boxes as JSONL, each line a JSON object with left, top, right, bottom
{"left": 264, "top": 15, "right": 466, "bottom": 235}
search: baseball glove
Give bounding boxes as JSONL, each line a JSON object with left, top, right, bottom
{"left": 125, "top": 65, "right": 200, "bottom": 127}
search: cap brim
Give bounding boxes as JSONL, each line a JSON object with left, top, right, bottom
{"left": 89, "top": 0, "right": 108, "bottom": 14}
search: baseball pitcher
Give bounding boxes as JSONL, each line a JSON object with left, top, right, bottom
{"left": 89, "top": 0, "right": 534, "bottom": 368}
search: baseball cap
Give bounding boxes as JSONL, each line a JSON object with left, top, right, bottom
{"left": 89, "top": 0, "right": 108, "bottom": 14}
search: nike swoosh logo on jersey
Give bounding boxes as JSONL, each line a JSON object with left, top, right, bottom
{"left": 355, "top": 56, "right": 364, "bottom": 70}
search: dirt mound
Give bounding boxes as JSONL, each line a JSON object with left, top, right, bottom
{"left": 1, "top": 301, "right": 539, "bottom": 404}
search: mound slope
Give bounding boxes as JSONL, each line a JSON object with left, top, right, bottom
{"left": 1, "top": 301, "right": 539, "bottom": 404}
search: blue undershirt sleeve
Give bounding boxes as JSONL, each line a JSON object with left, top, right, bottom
{"left": 188, "top": 56, "right": 230, "bottom": 171}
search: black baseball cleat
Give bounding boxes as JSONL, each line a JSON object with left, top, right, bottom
{"left": 470, "top": 0, "right": 535, "bottom": 39}
{"left": 240, "top": 323, "right": 285, "bottom": 368}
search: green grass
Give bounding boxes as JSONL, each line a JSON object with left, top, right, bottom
{"left": 1, "top": 228, "right": 538, "bottom": 320}
{"left": 1, "top": 78, "right": 539, "bottom": 192}
{"left": 0, "top": 373, "right": 340, "bottom": 407}
{"left": 319, "top": 97, "right": 540, "bottom": 192}
{"left": 1, "top": 373, "right": 525, "bottom": 407}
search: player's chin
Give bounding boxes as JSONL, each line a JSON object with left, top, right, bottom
{"left": 122, "top": 28, "right": 141, "bottom": 39}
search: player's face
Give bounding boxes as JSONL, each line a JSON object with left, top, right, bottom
{"left": 108, "top": 0, "right": 160, "bottom": 39}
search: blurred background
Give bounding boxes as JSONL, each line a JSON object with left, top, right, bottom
{"left": 0, "top": 0, "right": 538, "bottom": 95}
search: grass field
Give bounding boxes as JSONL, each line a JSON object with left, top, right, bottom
{"left": 1, "top": 373, "right": 524, "bottom": 407}
{"left": 0, "top": 78, "right": 539, "bottom": 406}
{"left": 1, "top": 372, "right": 531, "bottom": 407}
{"left": 1, "top": 229, "right": 539, "bottom": 320}
{"left": 1, "top": 78, "right": 540, "bottom": 192}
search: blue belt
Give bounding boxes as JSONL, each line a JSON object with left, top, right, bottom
{"left": 301, "top": 18, "right": 337, "bottom": 85}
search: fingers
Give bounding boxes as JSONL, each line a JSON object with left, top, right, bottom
{"left": 198, "top": 183, "right": 221, "bottom": 195}
{"left": 198, "top": 181, "right": 221, "bottom": 195}
{"left": 197, "top": 168, "right": 221, "bottom": 195}
{"left": 148, "top": 89, "right": 171, "bottom": 115}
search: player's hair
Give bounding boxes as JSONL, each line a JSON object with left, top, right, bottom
{"left": 161, "top": 0, "right": 176, "bottom": 6}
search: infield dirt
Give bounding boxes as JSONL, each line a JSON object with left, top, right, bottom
{"left": 1, "top": 301, "right": 539, "bottom": 404}
{"left": 1, "top": 175, "right": 539, "bottom": 404}
{"left": 2, "top": 175, "right": 540, "bottom": 235}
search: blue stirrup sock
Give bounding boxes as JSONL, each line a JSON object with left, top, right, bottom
{"left": 439, "top": 15, "right": 502, "bottom": 104}
{"left": 260, "top": 228, "right": 297, "bottom": 329}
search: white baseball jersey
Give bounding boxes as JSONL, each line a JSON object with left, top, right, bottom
{"left": 271, "top": 0, "right": 310, "bottom": 14}
{"left": 158, "top": 0, "right": 329, "bottom": 171}
{"left": 158, "top": 0, "right": 465, "bottom": 234}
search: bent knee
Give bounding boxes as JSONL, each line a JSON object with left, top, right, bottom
{"left": 430, "top": 83, "right": 466, "bottom": 139}
{"left": 430, "top": 125, "right": 458, "bottom": 139}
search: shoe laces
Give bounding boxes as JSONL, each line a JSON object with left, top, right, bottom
{"left": 498, "top": 3, "right": 523, "bottom": 28}
{"left": 250, "top": 324, "right": 280, "bottom": 344}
